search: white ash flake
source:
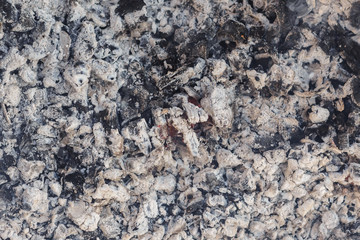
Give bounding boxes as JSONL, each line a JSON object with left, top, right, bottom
{"left": 201, "top": 85, "right": 234, "bottom": 129}
{"left": 0, "top": 0, "right": 360, "bottom": 239}
{"left": 67, "top": 201, "right": 100, "bottom": 232}
{"left": 309, "top": 105, "right": 330, "bottom": 123}
{"left": 22, "top": 187, "right": 49, "bottom": 214}
{"left": 17, "top": 159, "right": 45, "bottom": 182}
{"left": 92, "top": 183, "right": 130, "bottom": 203}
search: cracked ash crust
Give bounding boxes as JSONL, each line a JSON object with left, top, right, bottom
{"left": 1, "top": 0, "right": 360, "bottom": 239}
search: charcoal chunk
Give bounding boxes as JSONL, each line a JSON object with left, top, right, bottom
{"left": 250, "top": 57, "right": 273, "bottom": 73}
{"left": 278, "top": 28, "right": 301, "bottom": 53}
{"left": 350, "top": 1, "right": 360, "bottom": 28}
{"left": 0, "top": 183, "right": 14, "bottom": 202}
{"left": 0, "top": 0, "right": 18, "bottom": 22}
{"left": 116, "top": 0, "right": 145, "bottom": 17}
{"left": 329, "top": 78, "right": 346, "bottom": 90}
{"left": 56, "top": 146, "right": 82, "bottom": 169}
{"left": 352, "top": 78, "right": 360, "bottom": 107}
{"left": 187, "top": 200, "right": 205, "bottom": 215}
{"left": 181, "top": 33, "right": 209, "bottom": 62}
{"left": 290, "top": 128, "right": 305, "bottom": 147}
{"left": 341, "top": 37, "right": 360, "bottom": 74}
{"left": 217, "top": 20, "right": 248, "bottom": 44}
{"left": 286, "top": 0, "right": 309, "bottom": 17}
{"left": 65, "top": 171, "right": 85, "bottom": 186}
{"left": 317, "top": 25, "right": 360, "bottom": 74}
{"left": 0, "top": 155, "right": 16, "bottom": 173}
{"left": 255, "top": 133, "right": 283, "bottom": 151}
{"left": 249, "top": 26, "right": 266, "bottom": 39}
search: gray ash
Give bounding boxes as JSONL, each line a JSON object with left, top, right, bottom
{"left": 1, "top": 0, "right": 360, "bottom": 239}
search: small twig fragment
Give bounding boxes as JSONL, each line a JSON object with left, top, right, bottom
{"left": 1, "top": 102, "right": 11, "bottom": 124}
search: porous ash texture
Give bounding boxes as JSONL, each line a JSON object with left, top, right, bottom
{"left": 2, "top": 0, "right": 360, "bottom": 239}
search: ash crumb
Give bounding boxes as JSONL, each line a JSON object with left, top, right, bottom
{"left": 1, "top": 0, "right": 360, "bottom": 238}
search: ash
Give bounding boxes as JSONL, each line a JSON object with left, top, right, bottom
{"left": 1, "top": 0, "right": 360, "bottom": 239}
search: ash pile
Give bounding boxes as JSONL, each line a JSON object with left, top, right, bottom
{"left": 1, "top": 0, "right": 360, "bottom": 239}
